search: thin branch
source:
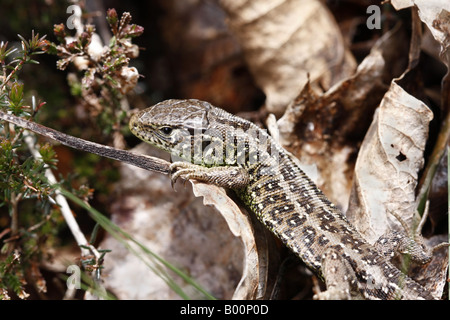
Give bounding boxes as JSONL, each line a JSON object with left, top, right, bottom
{"left": 9, "top": 191, "right": 21, "bottom": 236}
{"left": 22, "top": 129, "right": 93, "bottom": 257}
{"left": 0, "top": 111, "right": 170, "bottom": 174}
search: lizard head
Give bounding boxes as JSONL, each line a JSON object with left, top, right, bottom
{"left": 129, "top": 99, "right": 213, "bottom": 163}
{"left": 130, "top": 99, "right": 278, "bottom": 167}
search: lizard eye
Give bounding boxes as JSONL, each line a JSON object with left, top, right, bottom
{"left": 160, "top": 126, "right": 173, "bottom": 135}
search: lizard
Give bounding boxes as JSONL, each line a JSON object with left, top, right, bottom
{"left": 129, "top": 98, "right": 442, "bottom": 300}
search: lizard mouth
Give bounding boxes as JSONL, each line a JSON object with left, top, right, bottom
{"left": 128, "top": 110, "right": 182, "bottom": 155}
{"left": 129, "top": 113, "right": 136, "bottom": 126}
{"left": 129, "top": 112, "right": 152, "bottom": 143}
{"left": 129, "top": 113, "right": 140, "bottom": 136}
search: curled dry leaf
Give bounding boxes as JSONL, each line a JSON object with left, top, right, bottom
{"left": 157, "top": 0, "right": 260, "bottom": 113}
{"left": 191, "top": 181, "right": 272, "bottom": 300}
{"left": 347, "top": 81, "right": 433, "bottom": 242}
{"left": 392, "top": 1, "right": 450, "bottom": 207}
{"left": 391, "top": 0, "right": 450, "bottom": 65}
{"left": 101, "top": 144, "right": 244, "bottom": 299}
{"left": 389, "top": 0, "right": 449, "bottom": 228}
{"left": 219, "top": 0, "right": 356, "bottom": 115}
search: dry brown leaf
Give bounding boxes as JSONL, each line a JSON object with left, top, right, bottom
{"left": 391, "top": 0, "right": 450, "bottom": 62}
{"left": 347, "top": 81, "right": 433, "bottom": 242}
{"left": 329, "top": 3, "right": 449, "bottom": 297}
{"left": 392, "top": 0, "right": 450, "bottom": 95}
{"left": 100, "top": 144, "right": 244, "bottom": 299}
{"left": 392, "top": 1, "right": 450, "bottom": 208}
{"left": 345, "top": 59, "right": 448, "bottom": 298}
{"left": 190, "top": 182, "right": 272, "bottom": 299}
{"left": 220, "top": 0, "right": 356, "bottom": 116}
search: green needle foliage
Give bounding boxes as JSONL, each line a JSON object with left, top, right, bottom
{"left": 48, "top": 8, "right": 143, "bottom": 138}
{"left": 0, "top": 31, "right": 61, "bottom": 299}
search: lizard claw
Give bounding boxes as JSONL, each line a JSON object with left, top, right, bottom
{"left": 169, "top": 162, "right": 199, "bottom": 189}
{"left": 169, "top": 162, "right": 183, "bottom": 189}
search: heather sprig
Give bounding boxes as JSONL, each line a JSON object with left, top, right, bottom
{"left": 48, "top": 10, "right": 143, "bottom": 143}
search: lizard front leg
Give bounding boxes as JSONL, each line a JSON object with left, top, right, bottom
{"left": 170, "top": 161, "right": 251, "bottom": 190}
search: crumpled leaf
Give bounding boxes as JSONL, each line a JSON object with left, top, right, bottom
{"left": 191, "top": 181, "right": 272, "bottom": 300}
{"left": 391, "top": 1, "right": 450, "bottom": 208}
{"left": 157, "top": 0, "right": 261, "bottom": 114}
{"left": 101, "top": 144, "right": 244, "bottom": 299}
{"left": 347, "top": 81, "right": 434, "bottom": 242}
{"left": 391, "top": 0, "right": 450, "bottom": 64}
{"left": 219, "top": 0, "right": 356, "bottom": 115}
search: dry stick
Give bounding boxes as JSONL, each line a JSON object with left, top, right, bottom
{"left": 22, "top": 129, "right": 93, "bottom": 258}
{"left": 23, "top": 128, "right": 103, "bottom": 299}
{"left": 0, "top": 111, "right": 171, "bottom": 174}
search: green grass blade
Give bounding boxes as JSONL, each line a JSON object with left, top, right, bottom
{"left": 59, "top": 186, "right": 215, "bottom": 300}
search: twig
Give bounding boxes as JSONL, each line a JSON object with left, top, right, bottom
{"left": 9, "top": 192, "right": 21, "bottom": 236}
{"left": 22, "top": 129, "right": 93, "bottom": 257}
{"left": 0, "top": 111, "right": 170, "bottom": 174}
